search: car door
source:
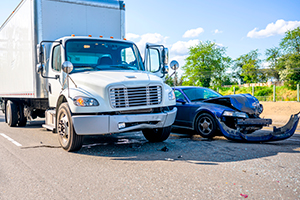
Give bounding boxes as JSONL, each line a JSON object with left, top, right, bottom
{"left": 173, "top": 89, "right": 193, "bottom": 127}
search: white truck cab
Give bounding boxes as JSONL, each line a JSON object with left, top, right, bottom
{"left": 0, "top": 0, "right": 178, "bottom": 151}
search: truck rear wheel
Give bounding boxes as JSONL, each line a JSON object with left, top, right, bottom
{"left": 6, "top": 100, "right": 18, "bottom": 127}
{"left": 57, "top": 103, "right": 83, "bottom": 152}
{"left": 142, "top": 126, "right": 171, "bottom": 142}
{"left": 18, "top": 104, "right": 27, "bottom": 127}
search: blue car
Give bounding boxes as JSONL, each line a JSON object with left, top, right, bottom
{"left": 171, "top": 86, "right": 300, "bottom": 142}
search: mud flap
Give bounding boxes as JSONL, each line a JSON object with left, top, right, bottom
{"left": 216, "top": 113, "right": 300, "bottom": 142}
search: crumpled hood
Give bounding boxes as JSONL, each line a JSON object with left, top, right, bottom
{"left": 69, "top": 70, "right": 163, "bottom": 95}
{"left": 204, "top": 93, "right": 262, "bottom": 115}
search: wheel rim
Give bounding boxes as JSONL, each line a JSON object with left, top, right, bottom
{"left": 58, "top": 110, "right": 70, "bottom": 147}
{"left": 198, "top": 116, "right": 213, "bottom": 135}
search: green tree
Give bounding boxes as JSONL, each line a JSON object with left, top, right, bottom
{"left": 278, "top": 53, "right": 300, "bottom": 89}
{"left": 265, "top": 47, "right": 282, "bottom": 81}
{"left": 165, "top": 73, "right": 183, "bottom": 87}
{"left": 234, "top": 49, "right": 266, "bottom": 83}
{"left": 280, "top": 27, "right": 300, "bottom": 54}
{"left": 182, "top": 41, "right": 231, "bottom": 87}
{"left": 277, "top": 27, "right": 300, "bottom": 88}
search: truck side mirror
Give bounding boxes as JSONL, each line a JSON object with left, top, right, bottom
{"left": 37, "top": 44, "right": 46, "bottom": 64}
{"left": 170, "top": 60, "right": 179, "bottom": 71}
{"left": 162, "top": 48, "right": 169, "bottom": 75}
{"left": 62, "top": 61, "right": 74, "bottom": 74}
{"left": 36, "top": 64, "right": 45, "bottom": 75}
{"left": 163, "top": 48, "right": 169, "bottom": 66}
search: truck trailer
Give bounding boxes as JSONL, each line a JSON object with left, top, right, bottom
{"left": 0, "top": 0, "right": 178, "bottom": 151}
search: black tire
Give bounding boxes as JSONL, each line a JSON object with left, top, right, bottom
{"left": 6, "top": 100, "right": 18, "bottom": 127}
{"left": 142, "top": 126, "right": 172, "bottom": 142}
{"left": 195, "top": 113, "right": 217, "bottom": 138}
{"left": 57, "top": 103, "right": 83, "bottom": 152}
{"left": 18, "top": 104, "right": 27, "bottom": 127}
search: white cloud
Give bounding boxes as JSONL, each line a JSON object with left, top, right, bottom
{"left": 126, "top": 33, "right": 168, "bottom": 54}
{"left": 214, "top": 29, "right": 223, "bottom": 34}
{"left": 183, "top": 27, "right": 204, "bottom": 38}
{"left": 247, "top": 19, "right": 300, "bottom": 38}
{"left": 125, "top": 33, "right": 198, "bottom": 75}
{"left": 171, "top": 39, "right": 200, "bottom": 56}
{"left": 126, "top": 33, "right": 140, "bottom": 40}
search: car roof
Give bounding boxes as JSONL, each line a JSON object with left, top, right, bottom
{"left": 173, "top": 86, "right": 206, "bottom": 90}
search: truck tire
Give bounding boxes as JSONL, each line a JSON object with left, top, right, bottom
{"left": 18, "top": 104, "right": 27, "bottom": 127}
{"left": 6, "top": 100, "right": 18, "bottom": 127}
{"left": 142, "top": 126, "right": 172, "bottom": 142}
{"left": 57, "top": 103, "right": 83, "bottom": 152}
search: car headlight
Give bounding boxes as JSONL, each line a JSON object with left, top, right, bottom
{"left": 168, "top": 90, "right": 175, "bottom": 100}
{"left": 73, "top": 97, "right": 99, "bottom": 107}
{"left": 223, "top": 111, "right": 248, "bottom": 118}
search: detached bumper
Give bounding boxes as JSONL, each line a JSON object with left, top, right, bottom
{"left": 72, "top": 107, "right": 177, "bottom": 135}
{"left": 217, "top": 113, "right": 300, "bottom": 142}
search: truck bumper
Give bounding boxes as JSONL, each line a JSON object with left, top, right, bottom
{"left": 216, "top": 112, "right": 300, "bottom": 142}
{"left": 72, "top": 107, "right": 177, "bottom": 135}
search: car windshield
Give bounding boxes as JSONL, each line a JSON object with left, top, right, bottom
{"left": 65, "top": 39, "right": 144, "bottom": 73}
{"left": 182, "top": 87, "right": 222, "bottom": 102}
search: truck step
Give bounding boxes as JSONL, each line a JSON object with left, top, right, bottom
{"left": 42, "top": 124, "right": 55, "bottom": 131}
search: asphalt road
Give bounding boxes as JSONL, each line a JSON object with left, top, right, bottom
{"left": 0, "top": 113, "right": 300, "bottom": 199}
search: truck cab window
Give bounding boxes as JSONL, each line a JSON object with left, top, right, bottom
{"left": 65, "top": 40, "right": 145, "bottom": 73}
{"left": 147, "top": 48, "right": 160, "bottom": 72}
{"left": 52, "top": 45, "right": 61, "bottom": 72}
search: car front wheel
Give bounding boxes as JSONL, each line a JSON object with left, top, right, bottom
{"left": 195, "top": 113, "right": 217, "bottom": 138}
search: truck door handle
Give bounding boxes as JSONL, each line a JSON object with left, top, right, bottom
{"left": 48, "top": 83, "right": 52, "bottom": 94}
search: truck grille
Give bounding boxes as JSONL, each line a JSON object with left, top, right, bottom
{"left": 110, "top": 86, "right": 162, "bottom": 108}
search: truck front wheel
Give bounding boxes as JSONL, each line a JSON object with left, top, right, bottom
{"left": 142, "top": 126, "right": 172, "bottom": 142}
{"left": 57, "top": 103, "right": 83, "bottom": 152}
{"left": 6, "top": 100, "right": 18, "bottom": 127}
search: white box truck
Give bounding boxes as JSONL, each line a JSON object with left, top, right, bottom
{"left": 0, "top": 0, "right": 178, "bottom": 151}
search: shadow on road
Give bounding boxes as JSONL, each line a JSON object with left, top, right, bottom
{"left": 75, "top": 130, "right": 300, "bottom": 165}
{"left": 1, "top": 113, "right": 299, "bottom": 164}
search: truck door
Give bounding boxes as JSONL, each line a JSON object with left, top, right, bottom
{"left": 144, "top": 44, "right": 168, "bottom": 78}
{"left": 48, "top": 44, "right": 63, "bottom": 108}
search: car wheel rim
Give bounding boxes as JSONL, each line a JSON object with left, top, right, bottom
{"left": 58, "top": 111, "right": 69, "bottom": 146}
{"left": 198, "top": 117, "right": 213, "bottom": 135}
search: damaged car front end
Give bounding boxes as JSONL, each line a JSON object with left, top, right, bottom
{"left": 173, "top": 86, "right": 299, "bottom": 142}
{"left": 212, "top": 94, "right": 300, "bottom": 142}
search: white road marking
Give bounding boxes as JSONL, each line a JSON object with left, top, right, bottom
{"left": 0, "top": 133, "right": 22, "bottom": 147}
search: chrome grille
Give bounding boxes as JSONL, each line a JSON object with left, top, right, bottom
{"left": 110, "top": 86, "right": 162, "bottom": 108}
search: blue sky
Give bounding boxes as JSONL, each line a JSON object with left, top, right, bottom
{"left": 1, "top": 0, "right": 300, "bottom": 73}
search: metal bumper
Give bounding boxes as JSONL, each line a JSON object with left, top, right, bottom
{"left": 217, "top": 112, "right": 300, "bottom": 142}
{"left": 72, "top": 107, "right": 177, "bottom": 135}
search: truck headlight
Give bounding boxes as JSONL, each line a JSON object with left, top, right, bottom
{"left": 73, "top": 97, "right": 99, "bottom": 107}
{"left": 168, "top": 90, "right": 175, "bottom": 100}
{"left": 223, "top": 111, "right": 248, "bottom": 118}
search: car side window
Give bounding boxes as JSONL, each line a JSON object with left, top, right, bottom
{"left": 174, "top": 90, "right": 186, "bottom": 101}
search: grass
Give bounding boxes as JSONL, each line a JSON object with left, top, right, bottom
{"left": 214, "top": 85, "right": 298, "bottom": 101}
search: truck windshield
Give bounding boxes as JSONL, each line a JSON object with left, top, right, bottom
{"left": 65, "top": 40, "right": 144, "bottom": 73}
